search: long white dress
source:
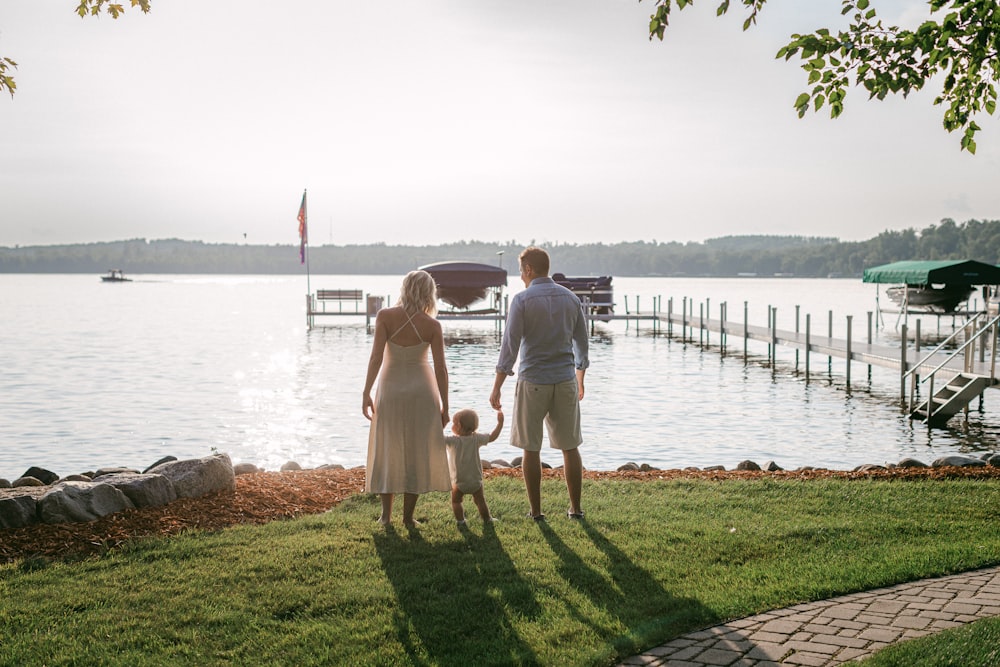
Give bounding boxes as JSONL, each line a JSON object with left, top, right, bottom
{"left": 365, "top": 320, "right": 450, "bottom": 494}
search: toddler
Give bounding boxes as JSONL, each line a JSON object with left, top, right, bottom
{"left": 444, "top": 408, "right": 504, "bottom": 525}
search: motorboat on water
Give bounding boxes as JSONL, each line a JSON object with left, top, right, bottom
{"left": 101, "top": 269, "right": 131, "bottom": 282}
{"left": 419, "top": 261, "right": 507, "bottom": 310}
{"left": 552, "top": 273, "right": 614, "bottom": 320}
{"left": 884, "top": 284, "right": 975, "bottom": 314}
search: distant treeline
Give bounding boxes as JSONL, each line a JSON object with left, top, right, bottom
{"left": 3, "top": 218, "right": 999, "bottom": 277}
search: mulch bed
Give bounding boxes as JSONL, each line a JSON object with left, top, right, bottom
{"left": 3, "top": 465, "right": 1000, "bottom": 565}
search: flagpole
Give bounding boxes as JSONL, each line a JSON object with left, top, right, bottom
{"left": 298, "top": 189, "right": 311, "bottom": 301}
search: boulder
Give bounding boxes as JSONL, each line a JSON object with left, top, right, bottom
{"left": 0, "top": 478, "right": 10, "bottom": 489}
{"left": 280, "top": 461, "right": 302, "bottom": 472}
{"left": 764, "top": 461, "right": 784, "bottom": 472}
{"left": 854, "top": 464, "right": 887, "bottom": 472}
{"left": 38, "top": 481, "right": 135, "bottom": 524}
{"left": 98, "top": 473, "right": 178, "bottom": 508}
{"left": 932, "top": 455, "right": 986, "bottom": 468}
{"left": 315, "top": 463, "right": 345, "bottom": 471}
{"left": 736, "top": 460, "right": 761, "bottom": 471}
{"left": 617, "top": 462, "right": 641, "bottom": 472}
{"left": 896, "top": 457, "right": 929, "bottom": 468}
{"left": 703, "top": 465, "right": 726, "bottom": 472}
{"left": 147, "top": 453, "right": 235, "bottom": 499}
{"left": 21, "top": 466, "right": 59, "bottom": 485}
{"left": 143, "top": 456, "right": 177, "bottom": 474}
{"left": 12, "top": 476, "right": 45, "bottom": 488}
{"left": 987, "top": 454, "right": 1000, "bottom": 468}
{"left": 639, "top": 463, "right": 659, "bottom": 471}
{"left": 489, "top": 459, "right": 512, "bottom": 468}
{"left": 511, "top": 456, "right": 523, "bottom": 468}
{"left": 59, "top": 474, "right": 94, "bottom": 483}
{"left": 233, "top": 463, "right": 262, "bottom": 476}
{"left": 0, "top": 494, "right": 38, "bottom": 529}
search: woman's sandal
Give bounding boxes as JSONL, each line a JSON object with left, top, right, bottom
{"left": 566, "top": 509, "right": 585, "bottom": 520}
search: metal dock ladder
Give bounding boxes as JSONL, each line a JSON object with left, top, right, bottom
{"left": 906, "top": 313, "right": 1000, "bottom": 426}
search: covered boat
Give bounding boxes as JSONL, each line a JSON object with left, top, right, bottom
{"left": 863, "top": 260, "right": 1000, "bottom": 314}
{"left": 552, "top": 273, "right": 614, "bottom": 320}
{"left": 420, "top": 261, "right": 507, "bottom": 310}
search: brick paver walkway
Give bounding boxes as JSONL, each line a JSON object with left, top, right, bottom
{"left": 619, "top": 565, "right": 1000, "bottom": 666}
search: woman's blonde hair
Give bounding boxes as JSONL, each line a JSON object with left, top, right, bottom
{"left": 396, "top": 270, "right": 438, "bottom": 316}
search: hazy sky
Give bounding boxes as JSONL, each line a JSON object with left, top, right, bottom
{"left": 2, "top": 0, "right": 997, "bottom": 248}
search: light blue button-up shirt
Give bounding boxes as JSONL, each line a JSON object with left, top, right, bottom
{"left": 496, "top": 277, "right": 589, "bottom": 384}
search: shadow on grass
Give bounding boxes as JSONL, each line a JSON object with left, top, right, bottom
{"left": 374, "top": 523, "right": 541, "bottom": 666}
{"left": 537, "top": 519, "right": 718, "bottom": 661}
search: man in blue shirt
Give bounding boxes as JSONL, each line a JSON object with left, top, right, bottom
{"left": 490, "top": 247, "right": 590, "bottom": 520}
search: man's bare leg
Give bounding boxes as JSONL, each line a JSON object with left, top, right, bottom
{"left": 522, "top": 450, "right": 543, "bottom": 517}
{"left": 563, "top": 447, "right": 583, "bottom": 515}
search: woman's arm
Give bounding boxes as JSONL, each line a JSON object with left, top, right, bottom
{"left": 429, "top": 319, "right": 449, "bottom": 427}
{"left": 362, "top": 310, "right": 389, "bottom": 420}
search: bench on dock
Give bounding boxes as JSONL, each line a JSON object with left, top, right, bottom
{"left": 315, "top": 289, "right": 364, "bottom": 313}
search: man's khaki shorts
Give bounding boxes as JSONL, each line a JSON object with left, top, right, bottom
{"left": 510, "top": 378, "right": 582, "bottom": 452}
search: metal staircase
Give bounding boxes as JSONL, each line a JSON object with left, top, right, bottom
{"left": 905, "top": 312, "right": 1000, "bottom": 426}
{"left": 912, "top": 373, "right": 994, "bottom": 425}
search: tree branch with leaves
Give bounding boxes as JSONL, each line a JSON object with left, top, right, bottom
{"left": 1, "top": 0, "right": 151, "bottom": 98}
{"left": 648, "top": 0, "right": 999, "bottom": 153}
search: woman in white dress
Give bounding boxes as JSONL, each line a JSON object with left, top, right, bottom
{"left": 362, "top": 270, "right": 451, "bottom": 526}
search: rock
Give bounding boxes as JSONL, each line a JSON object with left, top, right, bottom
{"left": 987, "top": 454, "right": 1000, "bottom": 467}
{"left": 617, "top": 462, "right": 641, "bottom": 472}
{"left": 59, "top": 474, "right": 94, "bottom": 482}
{"left": 280, "top": 461, "right": 302, "bottom": 471}
{"left": 143, "top": 456, "right": 177, "bottom": 474}
{"left": 98, "top": 473, "right": 178, "bottom": 508}
{"left": 490, "top": 459, "right": 512, "bottom": 468}
{"left": 854, "top": 464, "right": 887, "bottom": 472}
{"left": 683, "top": 467, "right": 700, "bottom": 472}
{"left": 12, "top": 476, "right": 45, "bottom": 488}
{"left": 764, "top": 461, "right": 783, "bottom": 472}
{"left": 639, "top": 463, "right": 659, "bottom": 471}
{"left": 21, "top": 466, "right": 59, "bottom": 485}
{"left": 511, "top": 456, "right": 523, "bottom": 468}
{"left": 736, "top": 460, "right": 761, "bottom": 471}
{"left": 233, "top": 463, "right": 262, "bottom": 476}
{"left": 932, "top": 455, "right": 986, "bottom": 468}
{"left": 481, "top": 460, "right": 493, "bottom": 470}
{"left": 93, "top": 467, "right": 139, "bottom": 478}
{"left": 896, "top": 457, "right": 929, "bottom": 468}
{"left": 147, "top": 453, "right": 236, "bottom": 499}
{"left": 703, "top": 465, "right": 726, "bottom": 472}
{"left": 315, "top": 463, "right": 345, "bottom": 471}
{"left": 0, "top": 478, "right": 10, "bottom": 489}
{"left": 38, "top": 481, "right": 135, "bottom": 524}
{"left": 0, "top": 494, "right": 38, "bottom": 529}
{"left": 541, "top": 461, "right": 552, "bottom": 469}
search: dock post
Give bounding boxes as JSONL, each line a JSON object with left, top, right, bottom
{"left": 743, "top": 301, "right": 749, "bottom": 363}
{"left": 682, "top": 297, "right": 688, "bottom": 344}
{"left": 306, "top": 293, "right": 313, "bottom": 330}
{"left": 720, "top": 302, "right": 727, "bottom": 356}
{"left": 828, "top": 309, "right": 834, "bottom": 377}
{"left": 767, "top": 306, "right": 773, "bottom": 362}
{"left": 706, "top": 298, "right": 711, "bottom": 347}
{"left": 667, "top": 297, "right": 673, "bottom": 337}
{"left": 771, "top": 307, "right": 778, "bottom": 369}
{"left": 795, "top": 305, "right": 801, "bottom": 373}
{"left": 805, "top": 313, "right": 811, "bottom": 381}
{"left": 846, "top": 315, "right": 853, "bottom": 389}
{"left": 699, "top": 303, "right": 705, "bottom": 348}
{"left": 867, "top": 311, "right": 873, "bottom": 382}
{"left": 899, "top": 323, "right": 908, "bottom": 403}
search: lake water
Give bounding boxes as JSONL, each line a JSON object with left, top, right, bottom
{"left": 2, "top": 273, "right": 998, "bottom": 480}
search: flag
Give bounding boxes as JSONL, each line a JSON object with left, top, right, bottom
{"left": 297, "top": 190, "right": 308, "bottom": 264}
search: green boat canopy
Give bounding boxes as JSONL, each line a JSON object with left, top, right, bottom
{"left": 862, "top": 260, "right": 1000, "bottom": 285}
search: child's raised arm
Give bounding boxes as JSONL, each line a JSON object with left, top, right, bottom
{"left": 487, "top": 409, "right": 504, "bottom": 443}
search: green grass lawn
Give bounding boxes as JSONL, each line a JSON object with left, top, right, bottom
{"left": 2, "top": 476, "right": 999, "bottom": 666}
